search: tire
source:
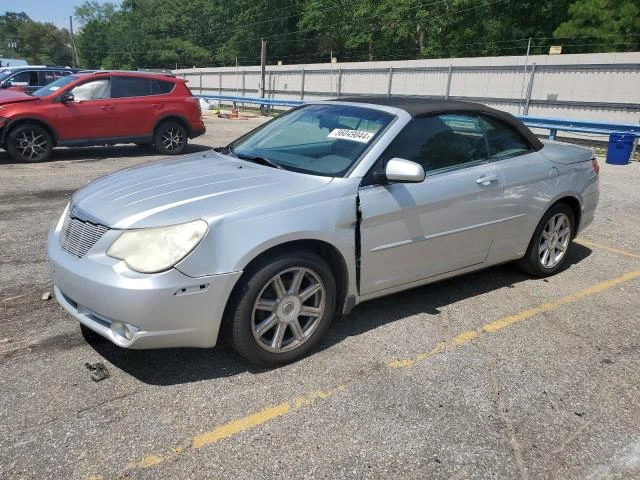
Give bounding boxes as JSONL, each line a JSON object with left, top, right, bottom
{"left": 227, "top": 251, "right": 337, "bottom": 366}
{"left": 6, "top": 123, "right": 53, "bottom": 163}
{"left": 516, "top": 203, "right": 575, "bottom": 277}
{"left": 153, "top": 121, "right": 188, "bottom": 155}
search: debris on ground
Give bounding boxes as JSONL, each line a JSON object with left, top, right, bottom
{"left": 41, "top": 291, "right": 52, "bottom": 301}
{"left": 85, "top": 362, "right": 110, "bottom": 382}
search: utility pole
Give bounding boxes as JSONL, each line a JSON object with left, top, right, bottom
{"left": 330, "top": 50, "right": 333, "bottom": 97}
{"left": 235, "top": 56, "right": 239, "bottom": 95}
{"left": 69, "top": 16, "right": 79, "bottom": 68}
{"left": 518, "top": 37, "right": 532, "bottom": 115}
{"left": 260, "top": 38, "right": 267, "bottom": 115}
{"left": 260, "top": 38, "right": 267, "bottom": 99}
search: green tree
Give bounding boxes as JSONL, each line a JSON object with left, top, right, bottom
{"left": 0, "top": 12, "right": 73, "bottom": 65}
{"left": 554, "top": 0, "right": 640, "bottom": 52}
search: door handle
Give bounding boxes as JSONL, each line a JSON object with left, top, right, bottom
{"left": 476, "top": 174, "right": 498, "bottom": 186}
{"left": 99, "top": 105, "right": 113, "bottom": 110}
{"left": 152, "top": 104, "right": 164, "bottom": 108}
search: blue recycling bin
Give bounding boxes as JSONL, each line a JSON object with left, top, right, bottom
{"left": 606, "top": 133, "right": 635, "bottom": 165}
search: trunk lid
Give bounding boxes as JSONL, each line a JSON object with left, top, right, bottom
{"left": 541, "top": 140, "right": 594, "bottom": 164}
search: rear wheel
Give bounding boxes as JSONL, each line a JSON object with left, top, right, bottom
{"left": 153, "top": 121, "right": 187, "bottom": 155}
{"left": 6, "top": 123, "right": 53, "bottom": 163}
{"left": 516, "top": 203, "right": 575, "bottom": 277}
{"left": 227, "top": 251, "right": 336, "bottom": 366}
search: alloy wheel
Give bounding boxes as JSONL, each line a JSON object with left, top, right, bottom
{"left": 160, "top": 127, "right": 185, "bottom": 152}
{"left": 251, "top": 267, "right": 326, "bottom": 353}
{"left": 538, "top": 213, "right": 571, "bottom": 269}
{"left": 16, "top": 129, "right": 48, "bottom": 161}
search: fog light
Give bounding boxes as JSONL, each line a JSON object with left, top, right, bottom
{"left": 111, "top": 320, "right": 124, "bottom": 337}
{"left": 123, "top": 324, "right": 134, "bottom": 340}
{"left": 110, "top": 320, "right": 138, "bottom": 341}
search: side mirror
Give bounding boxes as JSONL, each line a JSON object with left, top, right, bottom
{"left": 60, "top": 92, "right": 75, "bottom": 103}
{"left": 1, "top": 81, "right": 11, "bottom": 89}
{"left": 384, "top": 158, "right": 425, "bottom": 183}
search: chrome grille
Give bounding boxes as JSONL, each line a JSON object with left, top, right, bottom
{"left": 60, "top": 214, "right": 109, "bottom": 257}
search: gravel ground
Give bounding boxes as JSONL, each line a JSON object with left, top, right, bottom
{"left": 1, "top": 115, "right": 639, "bottom": 480}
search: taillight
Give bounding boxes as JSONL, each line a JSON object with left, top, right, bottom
{"left": 592, "top": 158, "right": 600, "bottom": 174}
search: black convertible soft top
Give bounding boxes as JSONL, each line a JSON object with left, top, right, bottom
{"left": 334, "top": 96, "right": 543, "bottom": 151}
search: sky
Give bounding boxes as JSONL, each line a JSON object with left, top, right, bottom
{"left": 2, "top": 0, "right": 121, "bottom": 28}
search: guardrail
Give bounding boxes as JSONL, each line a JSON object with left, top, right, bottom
{"left": 197, "top": 94, "right": 303, "bottom": 108}
{"left": 197, "top": 94, "right": 640, "bottom": 141}
{"left": 514, "top": 115, "right": 640, "bottom": 140}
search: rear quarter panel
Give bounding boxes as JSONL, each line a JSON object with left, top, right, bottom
{"left": 488, "top": 143, "right": 597, "bottom": 264}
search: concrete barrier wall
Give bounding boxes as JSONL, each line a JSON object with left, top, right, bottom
{"left": 176, "top": 52, "right": 640, "bottom": 124}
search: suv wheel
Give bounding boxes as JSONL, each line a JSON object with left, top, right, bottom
{"left": 153, "top": 121, "right": 187, "bottom": 155}
{"left": 6, "top": 124, "right": 53, "bottom": 163}
{"left": 516, "top": 203, "right": 575, "bottom": 277}
{"left": 228, "top": 251, "right": 337, "bottom": 366}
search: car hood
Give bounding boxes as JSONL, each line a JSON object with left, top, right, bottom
{"left": 71, "top": 151, "right": 334, "bottom": 229}
{"left": 0, "top": 90, "right": 38, "bottom": 105}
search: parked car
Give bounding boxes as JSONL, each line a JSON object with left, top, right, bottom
{"left": 0, "top": 66, "right": 78, "bottom": 94}
{"left": 46, "top": 98, "right": 599, "bottom": 365}
{"left": 0, "top": 71, "right": 205, "bottom": 162}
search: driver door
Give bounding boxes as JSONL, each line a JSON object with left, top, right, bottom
{"left": 358, "top": 113, "right": 505, "bottom": 295}
{"left": 54, "top": 78, "right": 117, "bottom": 143}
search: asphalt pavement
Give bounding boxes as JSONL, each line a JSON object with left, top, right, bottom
{"left": 1, "top": 114, "right": 639, "bottom": 480}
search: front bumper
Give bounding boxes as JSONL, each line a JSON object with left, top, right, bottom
{"left": 47, "top": 226, "right": 241, "bottom": 349}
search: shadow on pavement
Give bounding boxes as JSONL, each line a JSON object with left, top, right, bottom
{"left": 87, "top": 243, "right": 592, "bottom": 385}
{"left": 0, "top": 143, "right": 211, "bottom": 165}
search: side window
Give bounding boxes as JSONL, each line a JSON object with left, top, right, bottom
{"left": 11, "top": 71, "right": 38, "bottom": 86}
{"left": 151, "top": 79, "right": 175, "bottom": 95}
{"left": 112, "top": 77, "right": 152, "bottom": 98}
{"left": 480, "top": 115, "right": 531, "bottom": 159}
{"left": 39, "top": 71, "right": 56, "bottom": 86}
{"left": 70, "top": 79, "right": 111, "bottom": 101}
{"left": 382, "top": 114, "right": 487, "bottom": 173}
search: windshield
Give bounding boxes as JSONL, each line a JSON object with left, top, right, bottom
{"left": 32, "top": 75, "right": 78, "bottom": 97}
{"left": 230, "top": 104, "right": 394, "bottom": 177}
{"left": 0, "top": 70, "right": 14, "bottom": 81}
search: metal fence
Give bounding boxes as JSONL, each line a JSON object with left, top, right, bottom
{"left": 176, "top": 52, "right": 640, "bottom": 125}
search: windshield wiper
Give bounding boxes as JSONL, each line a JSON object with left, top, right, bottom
{"left": 215, "top": 145, "right": 283, "bottom": 170}
{"left": 233, "top": 151, "right": 283, "bottom": 170}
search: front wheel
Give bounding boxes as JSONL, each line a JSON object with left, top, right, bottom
{"left": 6, "top": 124, "right": 53, "bottom": 163}
{"left": 516, "top": 203, "right": 575, "bottom": 277}
{"left": 228, "top": 251, "right": 337, "bottom": 366}
{"left": 153, "top": 121, "right": 188, "bottom": 155}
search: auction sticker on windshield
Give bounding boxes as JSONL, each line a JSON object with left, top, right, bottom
{"left": 328, "top": 128, "right": 374, "bottom": 143}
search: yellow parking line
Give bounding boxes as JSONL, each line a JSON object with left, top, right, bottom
{"left": 91, "top": 269, "right": 640, "bottom": 479}
{"left": 576, "top": 239, "right": 640, "bottom": 260}
{"left": 116, "top": 384, "right": 346, "bottom": 475}
{"left": 388, "top": 269, "right": 640, "bottom": 368}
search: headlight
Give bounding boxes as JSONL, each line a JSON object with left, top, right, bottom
{"left": 107, "top": 220, "right": 208, "bottom": 273}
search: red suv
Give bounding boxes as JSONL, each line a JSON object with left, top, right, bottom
{"left": 0, "top": 71, "right": 205, "bottom": 162}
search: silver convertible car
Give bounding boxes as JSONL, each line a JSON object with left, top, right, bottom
{"left": 47, "top": 98, "right": 599, "bottom": 365}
